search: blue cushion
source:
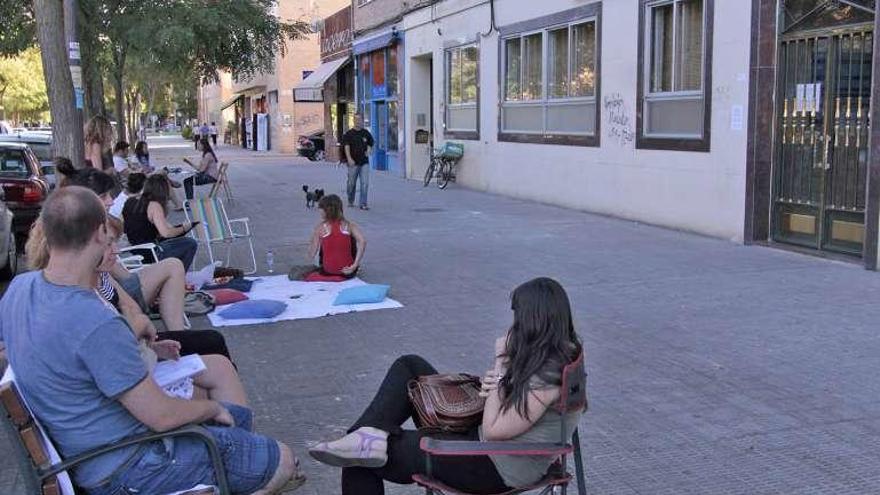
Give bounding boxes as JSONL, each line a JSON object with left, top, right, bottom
{"left": 218, "top": 299, "right": 287, "bottom": 319}
{"left": 333, "top": 284, "right": 390, "bottom": 306}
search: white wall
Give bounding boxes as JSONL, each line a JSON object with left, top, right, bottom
{"left": 403, "top": 0, "right": 752, "bottom": 241}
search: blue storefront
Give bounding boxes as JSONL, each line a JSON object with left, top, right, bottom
{"left": 353, "top": 29, "right": 404, "bottom": 177}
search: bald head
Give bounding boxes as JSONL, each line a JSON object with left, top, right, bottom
{"left": 41, "top": 186, "right": 107, "bottom": 251}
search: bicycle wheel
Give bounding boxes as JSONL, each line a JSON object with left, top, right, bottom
{"left": 423, "top": 159, "right": 436, "bottom": 187}
{"left": 437, "top": 159, "right": 452, "bottom": 189}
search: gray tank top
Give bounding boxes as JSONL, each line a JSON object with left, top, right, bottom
{"left": 480, "top": 404, "right": 582, "bottom": 488}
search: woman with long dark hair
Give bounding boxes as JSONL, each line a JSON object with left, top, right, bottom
{"left": 122, "top": 174, "right": 198, "bottom": 270}
{"left": 133, "top": 140, "right": 155, "bottom": 173}
{"left": 182, "top": 138, "right": 219, "bottom": 200}
{"left": 309, "top": 277, "right": 585, "bottom": 494}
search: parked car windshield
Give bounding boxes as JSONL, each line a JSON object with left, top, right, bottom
{"left": 26, "top": 142, "right": 52, "bottom": 161}
{"left": 0, "top": 149, "right": 31, "bottom": 178}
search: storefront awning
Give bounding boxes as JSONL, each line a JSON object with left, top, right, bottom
{"left": 293, "top": 57, "right": 350, "bottom": 102}
{"left": 219, "top": 95, "right": 243, "bottom": 111}
{"left": 352, "top": 29, "right": 401, "bottom": 56}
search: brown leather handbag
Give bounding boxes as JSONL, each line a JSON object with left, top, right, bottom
{"left": 407, "top": 374, "right": 486, "bottom": 432}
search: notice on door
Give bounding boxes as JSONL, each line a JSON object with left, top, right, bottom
{"left": 796, "top": 83, "right": 822, "bottom": 113}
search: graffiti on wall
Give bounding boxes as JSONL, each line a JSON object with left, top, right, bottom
{"left": 297, "top": 113, "right": 321, "bottom": 129}
{"left": 604, "top": 93, "right": 635, "bottom": 147}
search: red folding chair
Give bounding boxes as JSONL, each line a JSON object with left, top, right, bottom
{"left": 413, "top": 352, "right": 588, "bottom": 495}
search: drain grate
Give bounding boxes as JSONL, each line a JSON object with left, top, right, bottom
{"left": 412, "top": 207, "right": 445, "bottom": 213}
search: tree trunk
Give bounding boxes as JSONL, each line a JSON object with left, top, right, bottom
{"left": 33, "top": 0, "right": 84, "bottom": 167}
{"left": 112, "top": 50, "right": 126, "bottom": 143}
{"left": 79, "top": 23, "right": 105, "bottom": 120}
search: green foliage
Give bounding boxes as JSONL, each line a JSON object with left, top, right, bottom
{"left": 181, "top": 125, "right": 193, "bottom": 140}
{"left": 0, "top": 47, "right": 49, "bottom": 121}
{"left": 0, "top": 2, "right": 36, "bottom": 56}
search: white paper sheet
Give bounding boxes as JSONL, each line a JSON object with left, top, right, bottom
{"left": 207, "top": 276, "right": 403, "bottom": 327}
{"left": 153, "top": 354, "right": 206, "bottom": 388}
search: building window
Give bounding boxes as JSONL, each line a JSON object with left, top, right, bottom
{"left": 387, "top": 46, "right": 398, "bottom": 97}
{"left": 638, "top": 0, "right": 712, "bottom": 151}
{"left": 500, "top": 17, "right": 598, "bottom": 143}
{"left": 445, "top": 44, "right": 479, "bottom": 138}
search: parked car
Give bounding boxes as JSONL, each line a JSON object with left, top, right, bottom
{"left": 297, "top": 131, "right": 326, "bottom": 161}
{"left": 0, "top": 143, "right": 50, "bottom": 248}
{"left": 0, "top": 132, "right": 56, "bottom": 187}
{"left": 0, "top": 188, "right": 18, "bottom": 280}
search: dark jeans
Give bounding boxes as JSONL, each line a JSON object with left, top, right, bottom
{"left": 158, "top": 236, "right": 198, "bottom": 272}
{"left": 211, "top": 134, "right": 217, "bottom": 146}
{"left": 184, "top": 172, "right": 218, "bottom": 200}
{"left": 156, "top": 330, "right": 233, "bottom": 363}
{"left": 343, "top": 355, "right": 509, "bottom": 495}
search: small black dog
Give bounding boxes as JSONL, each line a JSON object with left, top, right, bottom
{"left": 303, "top": 185, "right": 325, "bottom": 208}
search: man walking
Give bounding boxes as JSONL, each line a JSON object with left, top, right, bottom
{"left": 210, "top": 121, "right": 219, "bottom": 146}
{"left": 341, "top": 114, "right": 374, "bottom": 210}
{"left": 0, "top": 187, "right": 300, "bottom": 495}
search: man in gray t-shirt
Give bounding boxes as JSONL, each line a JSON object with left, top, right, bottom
{"left": 0, "top": 187, "right": 298, "bottom": 494}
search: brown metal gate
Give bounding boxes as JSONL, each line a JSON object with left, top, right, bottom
{"left": 773, "top": 29, "right": 873, "bottom": 256}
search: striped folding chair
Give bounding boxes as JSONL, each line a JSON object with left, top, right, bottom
{"left": 208, "top": 162, "right": 234, "bottom": 202}
{"left": 185, "top": 196, "right": 256, "bottom": 275}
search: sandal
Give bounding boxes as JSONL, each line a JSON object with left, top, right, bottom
{"left": 308, "top": 427, "right": 388, "bottom": 468}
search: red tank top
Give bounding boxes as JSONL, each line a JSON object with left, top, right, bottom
{"left": 320, "top": 221, "right": 355, "bottom": 275}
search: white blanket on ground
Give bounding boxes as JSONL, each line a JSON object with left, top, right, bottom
{"left": 206, "top": 276, "right": 403, "bottom": 327}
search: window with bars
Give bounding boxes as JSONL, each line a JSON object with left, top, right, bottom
{"left": 642, "top": 0, "right": 707, "bottom": 139}
{"left": 446, "top": 44, "right": 479, "bottom": 135}
{"left": 501, "top": 19, "right": 598, "bottom": 138}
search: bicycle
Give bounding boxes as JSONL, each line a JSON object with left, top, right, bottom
{"left": 423, "top": 142, "right": 463, "bottom": 189}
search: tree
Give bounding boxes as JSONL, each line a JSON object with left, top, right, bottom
{"left": 0, "top": 2, "right": 36, "bottom": 56}
{"left": 32, "top": 0, "right": 84, "bottom": 168}
{"left": 0, "top": 47, "right": 49, "bottom": 122}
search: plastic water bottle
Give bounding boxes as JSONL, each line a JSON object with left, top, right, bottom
{"left": 266, "top": 250, "right": 274, "bottom": 273}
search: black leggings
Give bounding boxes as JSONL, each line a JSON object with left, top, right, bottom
{"left": 156, "top": 330, "right": 234, "bottom": 364}
{"left": 342, "top": 355, "right": 510, "bottom": 495}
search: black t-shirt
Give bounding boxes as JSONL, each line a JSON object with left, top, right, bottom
{"left": 341, "top": 128, "right": 374, "bottom": 166}
{"left": 122, "top": 197, "right": 159, "bottom": 245}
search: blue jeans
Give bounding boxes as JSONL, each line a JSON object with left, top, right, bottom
{"left": 87, "top": 403, "right": 280, "bottom": 495}
{"left": 159, "top": 236, "right": 198, "bottom": 272}
{"left": 346, "top": 163, "right": 370, "bottom": 207}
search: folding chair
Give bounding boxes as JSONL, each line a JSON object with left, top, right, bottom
{"left": 1, "top": 366, "right": 228, "bottom": 495}
{"left": 209, "top": 162, "right": 234, "bottom": 202}
{"left": 185, "top": 196, "right": 256, "bottom": 275}
{"left": 117, "top": 242, "right": 160, "bottom": 273}
{"left": 413, "top": 352, "right": 588, "bottom": 495}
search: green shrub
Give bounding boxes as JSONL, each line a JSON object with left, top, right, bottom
{"left": 181, "top": 125, "right": 193, "bottom": 140}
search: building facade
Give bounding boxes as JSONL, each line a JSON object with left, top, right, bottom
{"left": 295, "top": 5, "right": 355, "bottom": 162}
{"left": 401, "top": 0, "right": 880, "bottom": 269}
{"left": 198, "top": 0, "right": 349, "bottom": 153}
{"left": 351, "top": 0, "right": 408, "bottom": 176}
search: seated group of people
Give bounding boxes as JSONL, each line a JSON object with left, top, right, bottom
{"left": 0, "top": 160, "right": 585, "bottom": 495}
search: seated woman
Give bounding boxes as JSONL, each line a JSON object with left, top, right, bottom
{"left": 93, "top": 224, "right": 244, "bottom": 405}
{"left": 133, "top": 140, "right": 155, "bottom": 174}
{"left": 183, "top": 138, "right": 219, "bottom": 200}
{"left": 309, "top": 277, "right": 585, "bottom": 495}
{"left": 123, "top": 174, "right": 199, "bottom": 271}
{"left": 303, "top": 194, "right": 366, "bottom": 282}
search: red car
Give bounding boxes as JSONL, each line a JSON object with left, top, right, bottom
{"left": 0, "top": 143, "right": 50, "bottom": 247}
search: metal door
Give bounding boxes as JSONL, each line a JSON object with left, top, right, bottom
{"left": 371, "top": 101, "right": 388, "bottom": 171}
{"left": 773, "top": 30, "right": 872, "bottom": 256}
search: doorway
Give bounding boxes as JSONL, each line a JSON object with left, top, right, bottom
{"left": 409, "top": 54, "right": 434, "bottom": 180}
{"left": 772, "top": 2, "right": 874, "bottom": 257}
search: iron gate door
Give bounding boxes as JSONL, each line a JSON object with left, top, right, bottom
{"left": 773, "top": 30, "right": 872, "bottom": 256}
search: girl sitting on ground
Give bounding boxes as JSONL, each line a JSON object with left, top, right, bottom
{"left": 308, "top": 277, "right": 585, "bottom": 494}
{"left": 123, "top": 174, "right": 199, "bottom": 271}
{"left": 301, "top": 194, "right": 366, "bottom": 282}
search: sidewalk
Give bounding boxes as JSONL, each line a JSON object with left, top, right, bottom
{"left": 2, "top": 136, "right": 880, "bottom": 493}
